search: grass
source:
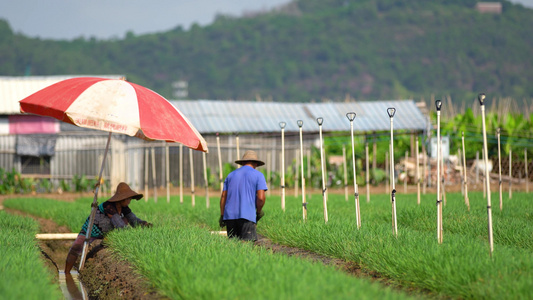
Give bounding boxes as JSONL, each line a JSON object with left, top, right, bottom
{"left": 4, "top": 196, "right": 414, "bottom": 300}
{"left": 4, "top": 190, "right": 533, "bottom": 299}
{"left": 0, "top": 211, "right": 62, "bottom": 300}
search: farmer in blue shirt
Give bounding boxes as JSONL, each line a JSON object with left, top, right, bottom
{"left": 219, "top": 150, "right": 268, "bottom": 241}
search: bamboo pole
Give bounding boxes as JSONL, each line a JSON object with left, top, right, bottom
{"left": 483, "top": 148, "right": 486, "bottom": 199}
{"left": 423, "top": 142, "right": 427, "bottom": 195}
{"left": 441, "top": 143, "right": 447, "bottom": 206}
{"left": 189, "top": 148, "right": 195, "bottom": 207}
{"left": 236, "top": 133, "right": 240, "bottom": 168}
{"left": 343, "top": 144, "right": 348, "bottom": 202}
{"left": 373, "top": 138, "right": 377, "bottom": 185}
{"left": 317, "top": 117, "right": 328, "bottom": 223}
{"left": 462, "top": 132, "right": 470, "bottom": 210}
{"left": 216, "top": 133, "right": 223, "bottom": 194}
{"left": 459, "top": 148, "right": 464, "bottom": 196}
{"left": 365, "top": 142, "right": 370, "bottom": 202}
{"left": 416, "top": 138, "right": 420, "bottom": 205}
{"left": 436, "top": 100, "right": 443, "bottom": 244}
{"left": 179, "top": 144, "right": 183, "bottom": 204}
{"left": 267, "top": 150, "right": 272, "bottom": 197}
{"left": 509, "top": 149, "right": 512, "bottom": 199}
{"left": 346, "top": 112, "right": 360, "bottom": 229}
{"left": 166, "top": 143, "right": 170, "bottom": 204}
{"left": 279, "top": 122, "right": 286, "bottom": 211}
{"left": 478, "top": 93, "right": 494, "bottom": 257}
{"left": 497, "top": 128, "right": 502, "bottom": 211}
{"left": 525, "top": 148, "right": 529, "bottom": 193}
{"left": 151, "top": 147, "right": 157, "bottom": 203}
{"left": 385, "top": 149, "right": 389, "bottom": 195}
{"left": 203, "top": 151, "right": 209, "bottom": 209}
{"left": 36, "top": 233, "right": 78, "bottom": 240}
{"left": 297, "top": 120, "right": 307, "bottom": 220}
{"left": 144, "top": 147, "right": 149, "bottom": 202}
{"left": 387, "top": 108, "right": 397, "bottom": 237}
{"left": 294, "top": 149, "right": 299, "bottom": 198}
{"left": 404, "top": 150, "right": 408, "bottom": 194}
{"left": 476, "top": 151, "right": 480, "bottom": 185}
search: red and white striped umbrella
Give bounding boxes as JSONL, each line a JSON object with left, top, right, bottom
{"left": 19, "top": 76, "right": 207, "bottom": 271}
{"left": 19, "top": 76, "right": 207, "bottom": 152}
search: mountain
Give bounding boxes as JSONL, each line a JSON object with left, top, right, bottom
{"left": 0, "top": 0, "right": 532, "bottom": 102}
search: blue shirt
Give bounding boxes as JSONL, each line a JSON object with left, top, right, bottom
{"left": 223, "top": 165, "right": 268, "bottom": 223}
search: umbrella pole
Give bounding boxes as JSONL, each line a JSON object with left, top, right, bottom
{"left": 435, "top": 100, "right": 443, "bottom": 244}
{"left": 79, "top": 132, "right": 112, "bottom": 271}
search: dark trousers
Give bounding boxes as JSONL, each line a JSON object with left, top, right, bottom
{"left": 225, "top": 219, "right": 257, "bottom": 241}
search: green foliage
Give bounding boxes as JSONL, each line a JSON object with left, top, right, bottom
{"left": 0, "top": 211, "right": 63, "bottom": 299}
{"left": 0, "top": 168, "right": 33, "bottom": 194}
{"left": 1, "top": 1, "right": 533, "bottom": 101}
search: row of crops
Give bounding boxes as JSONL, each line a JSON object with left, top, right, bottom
{"left": 0, "top": 211, "right": 62, "bottom": 299}
{"left": 2, "top": 191, "right": 532, "bottom": 299}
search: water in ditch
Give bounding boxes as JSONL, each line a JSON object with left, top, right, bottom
{"left": 58, "top": 271, "right": 88, "bottom": 300}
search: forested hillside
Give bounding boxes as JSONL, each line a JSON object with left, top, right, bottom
{"left": 1, "top": 0, "right": 532, "bottom": 102}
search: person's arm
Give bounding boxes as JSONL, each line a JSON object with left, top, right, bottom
{"left": 125, "top": 211, "right": 152, "bottom": 227}
{"left": 256, "top": 190, "right": 266, "bottom": 214}
{"left": 219, "top": 190, "right": 227, "bottom": 227}
{"left": 220, "top": 190, "right": 227, "bottom": 217}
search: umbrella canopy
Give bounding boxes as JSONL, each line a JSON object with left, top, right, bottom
{"left": 19, "top": 77, "right": 207, "bottom": 152}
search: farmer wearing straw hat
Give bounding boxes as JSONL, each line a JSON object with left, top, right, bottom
{"left": 64, "top": 182, "right": 152, "bottom": 274}
{"left": 220, "top": 150, "right": 268, "bottom": 241}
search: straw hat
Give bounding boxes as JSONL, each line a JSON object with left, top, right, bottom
{"left": 235, "top": 150, "right": 265, "bottom": 166}
{"left": 107, "top": 182, "right": 143, "bottom": 202}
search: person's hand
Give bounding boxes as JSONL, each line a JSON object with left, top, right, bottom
{"left": 219, "top": 215, "right": 226, "bottom": 228}
{"left": 256, "top": 210, "right": 264, "bottom": 222}
{"left": 140, "top": 221, "right": 153, "bottom": 228}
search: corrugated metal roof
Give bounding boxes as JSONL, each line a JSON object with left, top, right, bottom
{"left": 171, "top": 100, "right": 427, "bottom": 134}
{"left": 0, "top": 75, "right": 124, "bottom": 115}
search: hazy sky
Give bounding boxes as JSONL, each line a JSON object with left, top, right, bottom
{"left": 0, "top": 0, "right": 532, "bottom": 40}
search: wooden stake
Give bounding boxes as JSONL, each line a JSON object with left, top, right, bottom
{"left": 279, "top": 123, "right": 286, "bottom": 211}
{"left": 509, "top": 150, "right": 512, "bottom": 199}
{"left": 387, "top": 108, "right": 397, "bottom": 237}
{"left": 297, "top": 120, "right": 307, "bottom": 220}
{"left": 436, "top": 100, "right": 443, "bottom": 244}
{"left": 343, "top": 145, "right": 348, "bottom": 202}
{"left": 317, "top": 117, "right": 328, "bottom": 223}
{"left": 189, "top": 148, "right": 195, "bottom": 207}
{"left": 416, "top": 138, "right": 420, "bottom": 205}
{"left": 404, "top": 150, "right": 408, "bottom": 194}
{"left": 478, "top": 93, "right": 494, "bottom": 257}
{"left": 236, "top": 134, "right": 240, "bottom": 168}
{"left": 423, "top": 142, "right": 427, "bottom": 195}
{"left": 366, "top": 142, "right": 370, "bottom": 202}
{"left": 179, "top": 144, "right": 183, "bottom": 204}
{"left": 497, "top": 129, "right": 502, "bottom": 211}
{"left": 166, "top": 143, "right": 170, "bottom": 204}
{"left": 144, "top": 147, "right": 149, "bottom": 202}
{"left": 203, "top": 151, "right": 209, "bottom": 209}
{"left": 151, "top": 147, "right": 157, "bottom": 203}
{"left": 216, "top": 134, "right": 223, "bottom": 194}
{"left": 462, "top": 132, "right": 470, "bottom": 210}
{"left": 525, "top": 148, "right": 529, "bottom": 193}
{"left": 346, "top": 112, "right": 360, "bottom": 229}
